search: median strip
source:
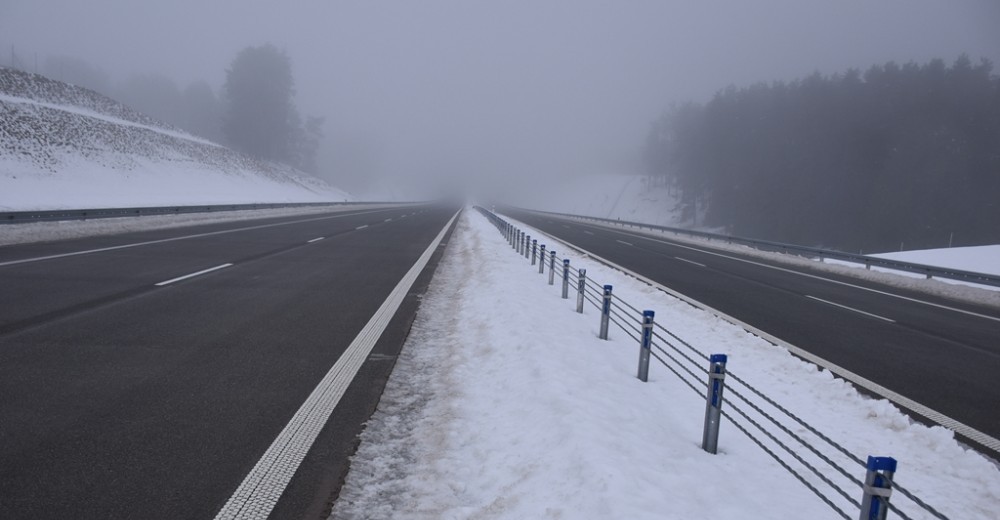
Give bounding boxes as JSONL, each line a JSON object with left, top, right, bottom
{"left": 154, "top": 263, "right": 233, "bottom": 286}
{"left": 674, "top": 256, "right": 706, "bottom": 267}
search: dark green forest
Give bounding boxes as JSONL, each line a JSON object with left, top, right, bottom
{"left": 644, "top": 56, "right": 1000, "bottom": 253}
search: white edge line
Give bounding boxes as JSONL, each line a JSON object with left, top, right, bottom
{"left": 805, "top": 295, "right": 896, "bottom": 323}
{"left": 213, "top": 209, "right": 460, "bottom": 520}
{"left": 154, "top": 263, "right": 232, "bottom": 286}
{"left": 501, "top": 213, "right": 1000, "bottom": 455}
{"left": 674, "top": 256, "right": 706, "bottom": 268}
{"left": 307, "top": 237, "right": 325, "bottom": 243}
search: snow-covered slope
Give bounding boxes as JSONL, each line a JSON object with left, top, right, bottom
{"left": 514, "top": 174, "right": 682, "bottom": 227}
{"left": 0, "top": 67, "right": 350, "bottom": 210}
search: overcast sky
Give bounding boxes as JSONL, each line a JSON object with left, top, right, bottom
{"left": 3, "top": 1, "right": 998, "bottom": 196}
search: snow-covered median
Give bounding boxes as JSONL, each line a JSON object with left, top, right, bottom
{"left": 332, "top": 208, "right": 999, "bottom": 519}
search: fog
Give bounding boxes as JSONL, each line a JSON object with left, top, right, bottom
{"left": 3, "top": 0, "right": 998, "bottom": 198}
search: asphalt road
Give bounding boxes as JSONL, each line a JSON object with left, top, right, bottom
{"left": 503, "top": 208, "right": 1000, "bottom": 453}
{"left": 0, "top": 203, "right": 460, "bottom": 519}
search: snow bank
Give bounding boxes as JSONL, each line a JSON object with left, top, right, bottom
{"left": 332, "top": 208, "right": 999, "bottom": 519}
{"left": 872, "top": 245, "right": 1000, "bottom": 278}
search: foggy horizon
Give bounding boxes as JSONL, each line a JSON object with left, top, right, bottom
{"left": 3, "top": 0, "right": 998, "bottom": 196}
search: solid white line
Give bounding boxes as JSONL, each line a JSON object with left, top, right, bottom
{"left": 213, "top": 209, "right": 460, "bottom": 520}
{"left": 674, "top": 256, "right": 706, "bottom": 268}
{"left": 154, "top": 263, "right": 232, "bottom": 286}
{"left": 0, "top": 208, "right": 401, "bottom": 268}
{"left": 616, "top": 240, "right": 633, "bottom": 247}
{"left": 508, "top": 215, "right": 1000, "bottom": 455}
{"left": 355, "top": 225, "right": 369, "bottom": 230}
{"left": 805, "top": 295, "right": 896, "bottom": 323}
{"left": 601, "top": 227, "right": 1000, "bottom": 324}
{"left": 307, "top": 237, "right": 325, "bottom": 243}
{"left": 583, "top": 230, "right": 594, "bottom": 235}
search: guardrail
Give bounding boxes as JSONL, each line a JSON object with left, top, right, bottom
{"left": 477, "top": 206, "right": 951, "bottom": 520}
{"left": 0, "top": 201, "right": 406, "bottom": 224}
{"left": 506, "top": 206, "right": 1000, "bottom": 289}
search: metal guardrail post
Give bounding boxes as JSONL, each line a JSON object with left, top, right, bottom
{"left": 637, "top": 310, "right": 654, "bottom": 382}
{"left": 523, "top": 235, "right": 529, "bottom": 258}
{"left": 859, "top": 456, "right": 896, "bottom": 520}
{"left": 702, "top": 354, "right": 728, "bottom": 454}
{"left": 599, "top": 285, "right": 612, "bottom": 340}
{"left": 538, "top": 245, "right": 546, "bottom": 273}
{"left": 548, "top": 251, "right": 556, "bottom": 285}
{"left": 576, "top": 268, "right": 586, "bottom": 313}
{"left": 531, "top": 240, "right": 538, "bottom": 265}
{"left": 561, "top": 259, "right": 570, "bottom": 298}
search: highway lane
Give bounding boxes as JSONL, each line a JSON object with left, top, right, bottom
{"left": 504, "top": 208, "right": 1000, "bottom": 452}
{"left": 0, "top": 205, "right": 424, "bottom": 334}
{"left": 0, "top": 203, "right": 459, "bottom": 519}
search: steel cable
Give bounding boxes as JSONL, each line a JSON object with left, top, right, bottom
{"left": 652, "top": 323, "right": 710, "bottom": 362}
{"left": 880, "top": 476, "right": 947, "bottom": 520}
{"left": 649, "top": 349, "right": 704, "bottom": 397}
{"left": 726, "top": 371, "right": 866, "bottom": 468}
{"left": 723, "top": 400, "right": 861, "bottom": 510}
{"left": 720, "top": 407, "right": 853, "bottom": 520}
{"left": 725, "top": 386, "right": 864, "bottom": 492}
{"left": 650, "top": 342, "right": 707, "bottom": 390}
{"left": 651, "top": 330, "right": 707, "bottom": 371}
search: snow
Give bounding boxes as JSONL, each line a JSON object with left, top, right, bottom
{"left": 512, "top": 174, "right": 682, "bottom": 226}
{"left": 872, "top": 245, "right": 1000, "bottom": 277}
{"left": 0, "top": 152, "right": 348, "bottom": 210}
{"left": 1, "top": 68, "right": 352, "bottom": 210}
{"left": 331, "top": 208, "right": 1000, "bottom": 519}
{"left": 0, "top": 93, "right": 221, "bottom": 147}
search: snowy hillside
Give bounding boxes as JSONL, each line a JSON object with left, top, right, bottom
{"left": 0, "top": 67, "right": 350, "bottom": 210}
{"left": 514, "top": 174, "right": 683, "bottom": 227}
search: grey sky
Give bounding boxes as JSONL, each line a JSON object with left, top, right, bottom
{"left": 3, "top": 1, "right": 998, "bottom": 195}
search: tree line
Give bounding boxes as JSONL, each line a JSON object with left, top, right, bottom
{"left": 34, "top": 44, "right": 321, "bottom": 174}
{"left": 644, "top": 56, "right": 1000, "bottom": 253}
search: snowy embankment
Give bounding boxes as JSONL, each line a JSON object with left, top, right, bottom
{"left": 512, "top": 174, "right": 682, "bottom": 226}
{"left": 0, "top": 67, "right": 350, "bottom": 210}
{"left": 332, "top": 208, "right": 999, "bottom": 519}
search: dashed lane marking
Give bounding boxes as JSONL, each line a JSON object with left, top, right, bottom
{"left": 674, "top": 256, "right": 706, "bottom": 267}
{"left": 805, "top": 295, "right": 896, "bottom": 323}
{"left": 154, "top": 263, "right": 232, "bottom": 286}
